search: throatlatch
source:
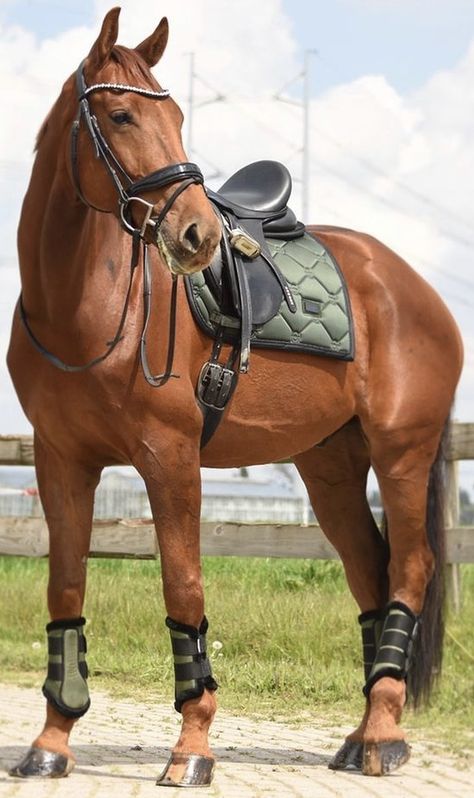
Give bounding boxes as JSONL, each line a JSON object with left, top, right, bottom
{"left": 166, "top": 616, "right": 218, "bottom": 712}
{"left": 363, "top": 601, "right": 419, "bottom": 697}
{"left": 42, "top": 617, "right": 90, "bottom": 718}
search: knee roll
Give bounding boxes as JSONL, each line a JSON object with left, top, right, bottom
{"left": 166, "top": 616, "right": 218, "bottom": 712}
{"left": 42, "top": 616, "right": 90, "bottom": 718}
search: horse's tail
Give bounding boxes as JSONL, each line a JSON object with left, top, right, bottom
{"left": 407, "top": 414, "right": 451, "bottom": 707}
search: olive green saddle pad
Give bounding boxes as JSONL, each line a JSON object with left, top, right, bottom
{"left": 186, "top": 233, "right": 354, "bottom": 361}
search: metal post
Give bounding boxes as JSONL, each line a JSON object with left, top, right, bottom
{"left": 302, "top": 50, "right": 316, "bottom": 223}
{"left": 187, "top": 51, "right": 195, "bottom": 157}
{"left": 445, "top": 457, "right": 461, "bottom": 612}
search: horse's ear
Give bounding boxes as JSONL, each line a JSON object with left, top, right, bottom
{"left": 135, "top": 17, "right": 169, "bottom": 67}
{"left": 88, "top": 7, "right": 121, "bottom": 69}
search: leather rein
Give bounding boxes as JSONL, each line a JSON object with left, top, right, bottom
{"left": 19, "top": 59, "right": 205, "bottom": 387}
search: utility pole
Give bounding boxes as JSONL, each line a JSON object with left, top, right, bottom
{"left": 185, "top": 52, "right": 225, "bottom": 179}
{"left": 187, "top": 51, "right": 195, "bottom": 156}
{"left": 302, "top": 50, "right": 315, "bottom": 221}
{"left": 274, "top": 49, "right": 316, "bottom": 221}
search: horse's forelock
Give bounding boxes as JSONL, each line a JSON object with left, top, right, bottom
{"left": 109, "top": 45, "right": 156, "bottom": 85}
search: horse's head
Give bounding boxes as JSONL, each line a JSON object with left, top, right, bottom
{"left": 67, "top": 7, "right": 221, "bottom": 275}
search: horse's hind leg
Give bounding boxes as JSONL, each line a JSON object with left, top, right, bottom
{"left": 9, "top": 435, "right": 101, "bottom": 779}
{"left": 358, "top": 416, "right": 447, "bottom": 775}
{"left": 293, "top": 419, "right": 389, "bottom": 771}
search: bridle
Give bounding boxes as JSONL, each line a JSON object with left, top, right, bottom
{"left": 70, "top": 59, "right": 204, "bottom": 240}
{"left": 20, "top": 58, "right": 207, "bottom": 386}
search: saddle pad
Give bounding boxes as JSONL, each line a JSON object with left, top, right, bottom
{"left": 186, "top": 233, "right": 354, "bottom": 361}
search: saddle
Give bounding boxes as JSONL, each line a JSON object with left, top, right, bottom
{"left": 185, "top": 160, "right": 305, "bottom": 447}
{"left": 205, "top": 160, "right": 304, "bottom": 327}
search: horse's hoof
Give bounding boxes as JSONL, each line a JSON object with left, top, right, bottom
{"left": 9, "top": 746, "right": 75, "bottom": 778}
{"left": 156, "top": 752, "right": 215, "bottom": 787}
{"left": 362, "top": 740, "right": 410, "bottom": 775}
{"left": 328, "top": 740, "right": 363, "bottom": 771}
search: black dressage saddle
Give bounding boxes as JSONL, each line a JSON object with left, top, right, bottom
{"left": 204, "top": 160, "right": 304, "bottom": 324}
{"left": 186, "top": 160, "right": 305, "bottom": 446}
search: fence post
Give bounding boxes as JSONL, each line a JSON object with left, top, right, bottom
{"left": 445, "top": 456, "right": 461, "bottom": 613}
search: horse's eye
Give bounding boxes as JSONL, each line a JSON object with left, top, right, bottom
{"left": 110, "top": 110, "right": 132, "bottom": 125}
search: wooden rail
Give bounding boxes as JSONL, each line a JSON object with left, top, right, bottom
{"left": 0, "top": 426, "right": 472, "bottom": 579}
{"left": 0, "top": 516, "right": 472, "bottom": 563}
{"left": 1, "top": 423, "right": 472, "bottom": 466}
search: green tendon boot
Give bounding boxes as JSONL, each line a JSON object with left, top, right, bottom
{"left": 166, "top": 615, "right": 218, "bottom": 711}
{"left": 363, "top": 601, "right": 419, "bottom": 697}
{"left": 42, "top": 616, "right": 90, "bottom": 718}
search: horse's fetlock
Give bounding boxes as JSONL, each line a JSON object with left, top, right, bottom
{"left": 369, "top": 677, "right": 406, "bottom": 710}
{"left": 182, "top": 689, "right": 217, "bottom": 726}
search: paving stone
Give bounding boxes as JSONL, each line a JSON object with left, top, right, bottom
{"left": 0, "top": 684, "right": 472, "bottom": 797}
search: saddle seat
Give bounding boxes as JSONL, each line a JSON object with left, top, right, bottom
{"left": 214, "top": 160, "right": 291, "bottom": 214}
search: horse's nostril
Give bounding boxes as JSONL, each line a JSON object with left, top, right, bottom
{"left": 183, "top": 222, "right": 202, "bottom": 253}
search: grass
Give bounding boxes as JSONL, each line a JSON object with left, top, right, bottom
{"left": 0, "top": 556, "right": 473, "bottom": 753}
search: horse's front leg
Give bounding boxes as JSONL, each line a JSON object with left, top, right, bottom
{"left": 9, "top": 435, "right": 101, "bottom": 778}
{"left": 136, "top": 431, "right": 217, "bottom": 788}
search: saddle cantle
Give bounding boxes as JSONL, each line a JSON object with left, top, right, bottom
{"left": 184, "top": 160, "right": 353, "bottom": 447}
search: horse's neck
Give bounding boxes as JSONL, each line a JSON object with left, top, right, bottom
{"left": 18, "top": 154, "right": 134, "bottom": 329}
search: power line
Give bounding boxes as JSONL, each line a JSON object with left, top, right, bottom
{"left": 309, "top": 124, "right": 474, "bottom": 245}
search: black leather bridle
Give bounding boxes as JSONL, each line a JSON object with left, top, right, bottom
{"left": 20, "top": 59, "right": 206, "bottom": 385}
{"left": 70, "top": 59, "right": 204, "bottom": 240}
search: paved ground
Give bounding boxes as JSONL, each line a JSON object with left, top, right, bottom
{"left": 0, "top": 684, "right": 472, "bottom": 797}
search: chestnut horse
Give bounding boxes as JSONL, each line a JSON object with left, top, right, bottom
{"left": 7, "top": 7, "right": 463, "bottom": 787}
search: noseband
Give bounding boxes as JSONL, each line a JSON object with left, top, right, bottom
{"left": 71, "top": 59, "right": 204, "bottom": 240}
{"left": 20, "top": 59, "right": 207, "bottom": 385}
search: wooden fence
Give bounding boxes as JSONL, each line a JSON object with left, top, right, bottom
{"left": 0, "top": 425, "right": 473, "bottom": 602}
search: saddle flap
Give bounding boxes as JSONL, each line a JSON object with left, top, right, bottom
{"left": 205, "top": 217, "right": 284, "bottom": 326}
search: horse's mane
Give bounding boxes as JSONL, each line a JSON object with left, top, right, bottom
{"left": 35, "top": 115, "right": 51, "bottom": 152}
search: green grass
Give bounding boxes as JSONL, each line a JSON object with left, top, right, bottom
{"left": 1, "top": 556, "right": 473, "bottom": 752}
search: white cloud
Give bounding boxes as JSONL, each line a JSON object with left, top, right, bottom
{"left": 0, "top": 0, "right": 473, "bottom": 441}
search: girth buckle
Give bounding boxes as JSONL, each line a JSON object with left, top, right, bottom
{"left": 197, "top": 362, "right": 236, "bottom": 410}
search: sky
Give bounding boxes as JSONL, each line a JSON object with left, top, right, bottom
{"left": 0, "top": 0, "right": 473, "bottom": 484}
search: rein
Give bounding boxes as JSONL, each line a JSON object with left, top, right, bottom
{"left": 19, "top": 59, "right": 205, "bottom": 385}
